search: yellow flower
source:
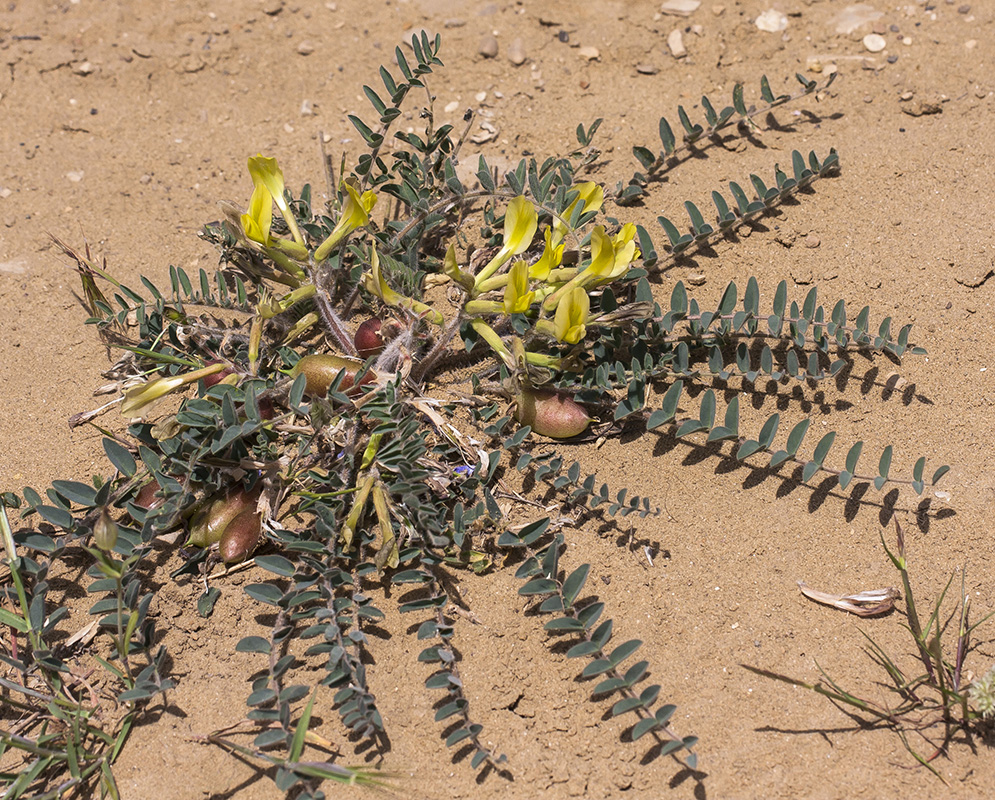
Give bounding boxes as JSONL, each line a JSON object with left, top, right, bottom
{"left": 553, "top": 287, "right": 590, "bottom": 345}
{"left": 240, "top": 183, "right": 273, "bottom": 245}
{"left": 541, "top": 226, "right": 611, "bottom": 312}
{"left": 503, "top": 260, "right": 535, "bottom": 314}
{"left": 551, "top": 182, "right": 604, "bottom": 248}
{"left": 247, "top": 154, "right": 304, "bottom": 246}
{"left": 314, "top": 182, "right": 378, "bottom": 262}
{"left": 529, "top": 228, "right": 564, "bottom": 281}
{"left": 121, "top": 363, "right": 226, "bottom": 417}
{"left": 604, "top": 223, "right": 639, "bottom": 282}
{"left": 442, "top": 243, "right": 475, "bottom": 292}
{"left": 473, "top": 196, "right": 538, "bottom": 289}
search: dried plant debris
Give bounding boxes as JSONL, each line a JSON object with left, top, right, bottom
{"left": 797, "top": 580, "right": 899, "bottom": 617}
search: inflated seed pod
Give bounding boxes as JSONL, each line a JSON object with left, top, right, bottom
{"left": 201, "top": 360, "right": 235, "bottom": 388}
{"left": 354, "top": 318, "right": 385, "bottom": 358}
{"left": 133, "top": 480, "right": 165, "bottom": 510}
{"left": 514, "top": 388, "right": 591, "bottom": 439}
{"left": 187, "top": 487, "right": 259, "bottom": 547}
{"left": 218, "top": 507, "right": 263, "bottom": 562}
{"left": 290, "top": 354, "right": 375, "bottom": 397}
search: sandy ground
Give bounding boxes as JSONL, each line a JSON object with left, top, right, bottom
{"left": 2, "top": 0, "right": 995, "bottom": 797}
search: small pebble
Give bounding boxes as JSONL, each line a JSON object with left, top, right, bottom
{"left": 636, "top": 63, "right": 659, "bottom": 75}
{"left": 300, "top": 99, "right": 314, "bottom": 116}
{"left": 139, "top": 174, "right": 152, "bottom": 184}
{"left": 479, "top": 35, "right": 498, "bottom": 58}
{"left": 261, "top": 0, "right": 283, "bottom": 14}
{"left": 444, "top": 100, "right": 459, "bottom": 113}
{"left": 66, "top": 171, "right": 84, "bottom": 183}
{"left": 660, "top": 0, "right": 701, "bottom": 15}
{"left": 443, "top": 18, "right": 465, "bottom": 28}
{"left": 887, "top": 54, "right": 899, "bottom": 63}
{"left": 900, "top": 91, "right": 914, "bottom": 101}
{"left": 687, "top": 273, "right": 706, "bottom": 286}
{"left": 475, "top": 91, "right": 487, "bottom": 102}
{"left": 958, "top": 4, "right": 971, "bottom": 13}
{"left": 755, "top": 9, "right": 787, "bottom": 32}
{"left": 297, "top": 41, "right": 315, "bottom": 56}
{"left": 507, "top": 37, "right": 527, "bottom": 65}
{"left": 902, "top": 36, "right": 912, "bottom": 46}
{"left": 803, "top": 234, "right": 820, "bottom": 249}
{"left": 577, "top": 45, "right": 600, "bottom": 60}
{"left": 73, "top": 61, "right": 94, "bottom": 76}
{"left": 966, "top": 40, "right": 978, "bottom": 50}
{"left": 863, "top": 33, "right": 887, "bottom": 53}
{"left": 558, "top": 30, "right": 569, "bottom": 43}
{"left": 667, "top": 28, "right": 687, "bottom": 58}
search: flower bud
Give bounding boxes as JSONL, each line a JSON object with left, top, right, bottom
{"left": 94, "top": 507, "right": 119, "bottom": 552}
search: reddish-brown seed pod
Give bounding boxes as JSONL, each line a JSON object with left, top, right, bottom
{"left": 514, "top": 389, "right": 591, "bottom": 439}
{"left": 218, "top": 508, "right": 263, "bottom": 562}
{"left": 187, "top": 487, "right": 259, "bottom": 547}
{"left": 354, "top": 318, "right": 385, "bottom": 358}
{"left": 201, "top": 360, "right": 235, "bottom": 388}
{"left": 257, "top": 397, "right": 277, "bottom": 420}
{"left": 133, "top": 480, "right": 164, "bottom": 510}
{"left": 290, "top": 354, "right": 375, "bottom": 398}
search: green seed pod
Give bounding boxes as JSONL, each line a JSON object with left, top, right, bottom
{"left": 514, "top": 388, "right": 591, "bottom": 439}
{"left": 290, "top": 354, "right": 375, "bottom": 397}
{"left": 187, "top": 487, "right": 258, "bottom": 547}
{"left": 219, "top": 508, "right": 263, "bottom": 563}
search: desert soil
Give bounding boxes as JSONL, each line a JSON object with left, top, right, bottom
{"left": 2, "top": 0, "right": 994, "bottom": 798}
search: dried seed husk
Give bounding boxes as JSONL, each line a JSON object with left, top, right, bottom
{"left": 514, "top": 388, "right": 591, "bottom": 439}
{"left": 219, "top": 508, "right": 262, "bottom": 562}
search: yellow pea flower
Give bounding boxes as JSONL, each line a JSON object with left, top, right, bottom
{"left": 473, "top": 196, "right": 538, "bottom": 289}
{"left": 240, "top": 183, "right": 273, "bottom": 246}
{"left": 529, "top": 228, "right": 564, "bottom": 282}
{"left": 551, "top": 182, "right": 604, "bottom": 248}
{"left": 503, "top": 260, "right": 535, "bottom": 314}
{"left": 442, "top": 243, "right": 475, "bottom": 293}
{"left": 247, "top": 154, "right": 304, "bottom": 246}
{"left": 541, "top": 226, "right": 612, "bottom": 312}
{"left": 553, "top": 287, "right": 590, "bottom": 345}
{"left": 604, "top": 222, "right": 639, "bottom": 282}
{"left": 314, "top": 182, "right": 378, "bottom": 262}
{"left": 121, "top": 363, "right": 226, "bottom": 417}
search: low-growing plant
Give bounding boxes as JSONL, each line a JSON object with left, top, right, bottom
{"left": 1, "top": 33, "right": 951, "bottom": 796}
{"left": 745, "top": 519, "right": 994, "bottom": 781}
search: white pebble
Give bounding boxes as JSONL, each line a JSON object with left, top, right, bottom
{"left": 755, "top": 9, "right": 787, "bottom": 32}
{"left": 863, "top": 33, "right": 887, "bottom": 53}
{"left": 667, "top": 29, "right": 686, "bottom": 58}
